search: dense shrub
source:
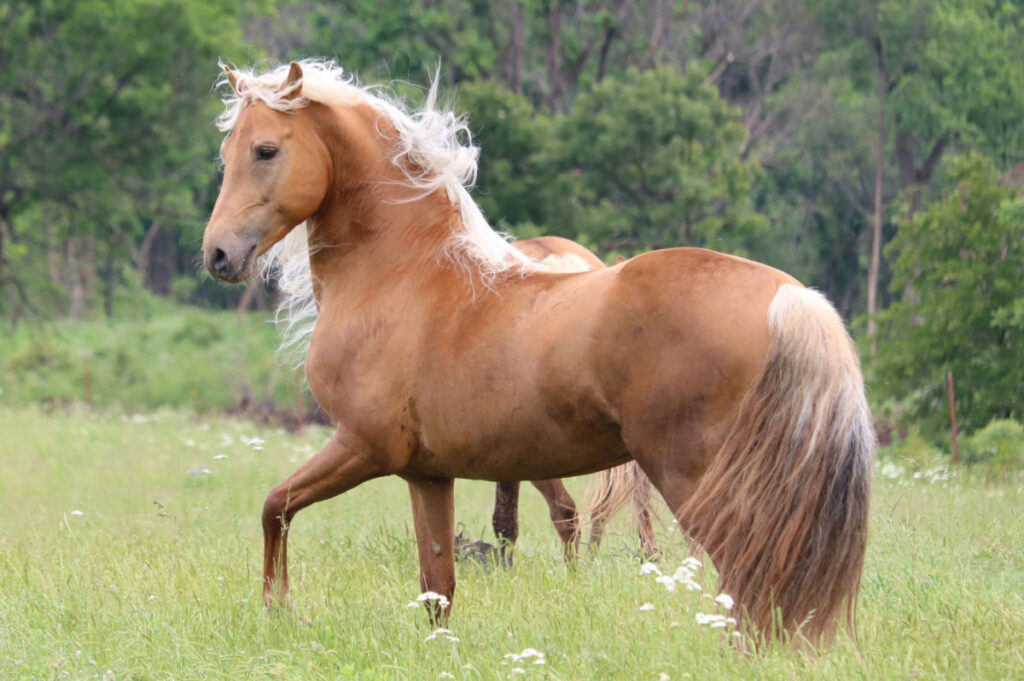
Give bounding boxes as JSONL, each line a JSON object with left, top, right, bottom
{"left": 878, "top": 426, "right": 948, "bottom": 473}
{"left": 963, "top": 419, "right": 1024, "bottom": 476}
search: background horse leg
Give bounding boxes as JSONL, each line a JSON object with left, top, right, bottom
{"left": 408, "top": 477, "right": 456, "bottom": 624}
{"left": 531, "top": 479, "right": 580, "bottom": 561}
{"left": 262, "top": 430, "right": 382, "bottom": 608}
{"left": 633, "top": 478, "right": 660, "bottom": 560}
{"left": 491, "top": 481, "right": 520, "bottom": 566}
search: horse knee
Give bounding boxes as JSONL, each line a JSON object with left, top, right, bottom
{"left": 262, "top": 485, "right": 293, "bottom": 533}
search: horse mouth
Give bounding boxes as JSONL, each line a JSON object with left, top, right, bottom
{"left": 208, "top": 242, "right": 258, "bottom": 284}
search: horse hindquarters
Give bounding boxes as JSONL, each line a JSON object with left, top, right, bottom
{"left": 679, "top": 284, "right": 874, "bottom": 647}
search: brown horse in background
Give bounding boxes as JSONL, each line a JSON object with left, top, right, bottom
{"left": 202, "top": 61, "right": 873, "bottom": 647}
{"left": 495, "top": 236, "right": 659, "bottom": 563}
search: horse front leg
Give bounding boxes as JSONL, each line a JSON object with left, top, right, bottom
{"left": 531, "top": 479, "right": 580, "bottom": 561}
{"left": 492, "top": 481, "right": 520, "bottom": 566}
{"left": 407, "top": 477, "right": 456, "bottom": 625}
{"left": 262, "top": 429, "right": 382, "bottom": 608}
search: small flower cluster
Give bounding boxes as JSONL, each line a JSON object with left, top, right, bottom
{"left": 424, "top": 628, "right": 459, "bottom": 643}
{"left": 501, "top": 647, "right": 545, "bottom": 675}
{"left": 913, "top": 466, "right": 953, "bottom": 484}
{"left": 407, "top": 591, "right": 450, "bottom": 609}
{"left": 241, "top": 436, "right": 265, "bottom": 452}
{"left": 695, "top": 593, "right": 740, "bottom": 637}
{"left": 641, "top": 557, "right": 703, "bottom": 593}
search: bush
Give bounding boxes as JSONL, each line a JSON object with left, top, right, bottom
{"left": 878, "top": 426, "right": 948, "bottom": 473}
{"left": 963, "top": 419, "right": 1024, "bottom": 475}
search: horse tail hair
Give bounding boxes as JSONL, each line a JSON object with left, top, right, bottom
{"left": 680, "top": 283, "right": 874, "bottom": 647}
{"left": 583, "top": 461, "right": 651, "bottom": 547}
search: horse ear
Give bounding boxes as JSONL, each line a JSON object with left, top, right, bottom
{"left": 222, "top": 64, "right": 242, "bottom": 95}
{"left": 280, "top": 61, "right": 303, "bottom": 99}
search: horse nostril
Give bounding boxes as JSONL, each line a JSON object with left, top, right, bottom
{"left": 212, "top": 248, "right": 229, "bottom": 273}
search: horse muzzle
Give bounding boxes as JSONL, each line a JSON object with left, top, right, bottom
{"left": 204, "top": 235, "right": 258, "bottom": 284}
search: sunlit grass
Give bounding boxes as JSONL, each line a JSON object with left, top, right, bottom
{"left": 1, "top": 407, "right": 1022, "bottom": 680}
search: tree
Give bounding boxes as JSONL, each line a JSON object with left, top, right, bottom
{"left": 456, "top": 80, "right": 554, "bottom": 232}
{"left": 806, "top": 0, "right": 1024, "bottom": 335}
{"left": 0, "top": 0, "right": 263, "bottom": 320}
{"left": 873, "top": 153, "right": 1024, "bottom": 437}
{"left": 539, "top": 65, "right": 766, "bottom": 256}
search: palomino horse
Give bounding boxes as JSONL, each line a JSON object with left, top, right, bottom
{"left": 496, "top": 236, "right": 659, "bottom": 562}
{"left": 203, "top": 61, "right": 873, "bottom": 646}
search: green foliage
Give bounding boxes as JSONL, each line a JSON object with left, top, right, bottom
{"left": 963, "top": 419, "right": 1024, "bottom": 474}
{"left": 457, "top": 80, "right": 553, "bottom": 231}
{"left": 541, "top": 65, "right": 767, "bottom": 255}
{"left": 0, "top": 304, "right": 295, "bottom": 412}
{"left": 879, "top": 426, "right": 949, "bottom": 473}
{"left": 0, "top": 0, "right": 266, "bottom": 319}
{"left": 873, "top": 153, "right": 1024, "bottom": 436}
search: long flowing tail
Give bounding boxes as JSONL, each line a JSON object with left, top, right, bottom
{"left": 681, "top": 284, "right": 874, "bottom": 647}
{"left": 584, "top": 462, "right": 658, "bottom": 557}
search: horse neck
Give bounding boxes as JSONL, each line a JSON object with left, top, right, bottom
{"left": 304, "top": 102, "right": 465, "bottom": 302}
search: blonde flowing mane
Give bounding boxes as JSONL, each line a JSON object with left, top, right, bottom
{"left": 214, "top": 60, "right": 537, "bottom": 362}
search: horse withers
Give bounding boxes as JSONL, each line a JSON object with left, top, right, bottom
{"left": 202, "top": 61, "right": 873, "bottom": 647}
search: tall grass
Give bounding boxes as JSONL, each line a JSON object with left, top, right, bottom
{"left": 1, "top": 407, "right": 1022, "bottom": 680}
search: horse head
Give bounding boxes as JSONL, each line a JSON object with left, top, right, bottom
{"left": 203, "top": 63, "right": 330, "bottom": 283}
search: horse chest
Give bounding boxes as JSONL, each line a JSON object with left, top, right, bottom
{"left": 304, "top": 318, "right": 404, "bottom": 422}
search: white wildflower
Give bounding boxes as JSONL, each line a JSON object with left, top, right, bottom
{"left": 715, "top": 593, "right": 734, "bottom": 611}
{"left": 413, "top": 585, "right": 450, "bottom": 606}
{"left": 671, "top": 566, "right": 702, "bottom": 592}
{"left": 639, "top": 562, "right": 661, "bottom": 576}
{"left": 70, "top": 510, "right": 84, "bottom": 517}
{"left": 655, "top": 575, "right": 677, "bottom": 592}
{"left": 213, "top": 454, "right": 228, "bottom": 461}
{"left": 695, "top": 613, "right": 737, "bottom": 629}
{"left": 639, "top": 603, "right": 655, "bottom": 611}
{"left": 502, "top": 648, "right": 545, "bottom": 664}
{"left": 879, "top": 462, "right": 902, "bottom": 479}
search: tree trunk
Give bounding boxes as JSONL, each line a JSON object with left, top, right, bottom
{"left": 236, "top": 277, "right": 260, "bottom": 319}
{"left": 135, "top": 221, "right": 160, "bottom": 281}
{"left": 67, "top": 237, "right": 85, "bottom": 318}
{"left": 103, "top": 239, "right": 117, "bottom": 318}
{"left": 504, "top": 4, "right": 525, "bottom": 94}
{"left": 867, "top": 46, "right": 886, "bottom": 352}
{"left": 544, "top": 0, "right": 565, "bottom": 112}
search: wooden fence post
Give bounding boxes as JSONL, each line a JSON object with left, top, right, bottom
{"left": 947, "top": 370, "right": 959, "bottom": 466}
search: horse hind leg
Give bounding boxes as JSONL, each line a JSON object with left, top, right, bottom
{"left": 261, "top": 429, "right": 383, "bottom": 608}
{"left": 633, "top": 476, "right": 660, "bottom": 560}
{"left": 492, "top": 481, "right": 520, "bottom": 567}
{"left": 531, "top": 479, "right": 580, "bottom": 561}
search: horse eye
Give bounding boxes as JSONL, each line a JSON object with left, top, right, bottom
{"left": 256, "top": 145, "right": 278, "bottom": 161}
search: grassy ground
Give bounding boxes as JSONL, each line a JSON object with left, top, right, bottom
{"left": 0, "top": 407, "right": 1021, "bottom": 680}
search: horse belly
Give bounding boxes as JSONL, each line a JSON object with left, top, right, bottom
{"left": 409, "top": 388, "right": 627, "bottom": 481}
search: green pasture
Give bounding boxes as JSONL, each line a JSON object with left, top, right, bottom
{"left": 1, "top": 407, "right": 1022, "bottom": 680}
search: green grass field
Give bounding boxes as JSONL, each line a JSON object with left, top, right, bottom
{"left": 1, "top": 407, "right": 1022, "bottom": 680}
